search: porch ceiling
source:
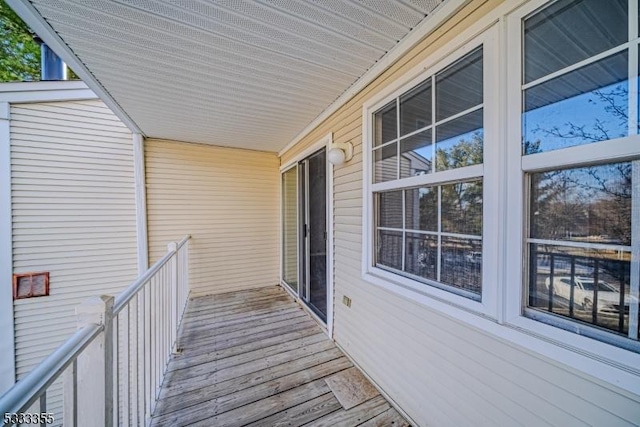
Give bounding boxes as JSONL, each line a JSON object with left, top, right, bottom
{"left": 12, "top": 0, "right": 445, "bottom": 152}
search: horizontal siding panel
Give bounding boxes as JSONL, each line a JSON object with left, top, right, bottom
{"left": 11, "top": 147, "right": 133, "bottom": 162}
{"left": 11, "top": 169, "right": 134, "bottom": 180}
{"left": 12, "top": 102, "right": 125, "bottom": 118}
{"left": 334, "top": 180, "right": 362, "bottom": 194}
{"left": 9, "top": 120, "right": 131, "bottom": 137}
{"left": 334, "top": 189, "right": 362, "bottom": 201}
{"left": 146, "top": 139, "right": 279, "bottom": 296}
{"left": 335, "top": 168, "right": 362, "bottom": 184}
{"left": 11, "top": 183, "right": 135, "bottom": 193}
{"left": 10, "top": 106, "right": 128, "bottom": 126}
{"left": 10, "top": 99, "right": 138, "bottom": 423}
{"left": 13, "top": 241, "right": 137, "bottom": 254}
{"left": 11, "top": 128, "right": 133, "bottom": 145}
{"left": 12, "top": 208, "right": 136, "bottom": 216}
{"left": 13, "top": 235, "right": 138, "bottom": 245}
{"left": 12, "top": 254, "right": 137, "bottom": 268}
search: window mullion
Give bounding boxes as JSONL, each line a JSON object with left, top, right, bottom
{"left": 629, "top": 160, "right": 640, "bottom": 340}
{"left": 521, "top": 43, "right": 629, "bottom": 91}
{"left": 437, "top": 185, "right": 442, "bottom": 282}
{"left": 630, "top": 0, "right": 638, "bottom": 42}
{"left": 431, "top": 75, "right": 436, "bottom": 173}
{"left": 396, "top": 98, "right": 401, "bottom": 180}
{"left": 402, "top": 190, "right": 406, "bottom": 272}
{"left": 629, "top": 0, "right": 638, "bottom": 136}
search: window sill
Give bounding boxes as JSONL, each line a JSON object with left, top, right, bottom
{"left": 362, "top": 267, "right": 491, "bottom": 317}
{"left": 362, "top": 269, "right": 640, "bottom": 397}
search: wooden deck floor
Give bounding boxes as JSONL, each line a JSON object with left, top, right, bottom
{"left": 150, "top": 286, "right": 410, "bottom": 427}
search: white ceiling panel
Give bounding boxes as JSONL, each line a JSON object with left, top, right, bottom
{"left": 23, "top": 0, "right": 445, "bottom": 151}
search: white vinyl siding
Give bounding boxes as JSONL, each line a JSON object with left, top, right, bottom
{"left": 281, "top": 0, "right": 640, "bottom": 425}
{"left": 145, "top": 139, "right": 280, "bottom": 296}
{"left": 10, "top": 99, "right": 138, "bottom": 421}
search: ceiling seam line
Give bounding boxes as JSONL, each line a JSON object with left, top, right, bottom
{"left": 395, "top": 0, "right": 435, "bottom": 16}
{"left": 253, "top": 0, "right": 403, "bottom": 43}
{"left": 38, "top": 2, "right": 364, "bottom": 79}
{"left": 343, "top": 0, "right": 425, "bottom": 27}
{"left": 184, "top": 0, "right": 394, "bottom": 60}
{"left": 83, "top": 56, "right": 345, "bottom": 106}
{"left": 104, "top": 0, "right": 380, "bottom": 72}
{"left": 307, "top": 0, "right": 412, "bottom": 37}
{"left": 64, "top": 35, "right": 356, "bottom": 89}
{"left": 40, "top": 13, "right": 361, "bottom": 81}
{"left": 249, "top": 0, "right": 393, "bottom": 52}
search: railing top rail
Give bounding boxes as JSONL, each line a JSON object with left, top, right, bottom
{"left": 113, "top": 235, "right": 191, "bottom": 314}
{"left": 176, "top": 234, "right": 191, "bottom": 250}
{"left": 0, "top": 323, "right": 102, "bottom": 417}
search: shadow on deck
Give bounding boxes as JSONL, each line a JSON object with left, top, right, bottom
{"left": 150, "top": 286, "right": 410, "bottom": 426}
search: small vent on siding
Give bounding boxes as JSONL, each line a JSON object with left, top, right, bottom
{"left": 13, "top": 272, "right": 50, "bottom": 299}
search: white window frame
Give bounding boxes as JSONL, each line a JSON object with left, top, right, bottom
{"left": 504, "top": 0, "right": 640, "bottom": 372}
{"left": 362, "top": 25, "right": 501, "bottom": 318}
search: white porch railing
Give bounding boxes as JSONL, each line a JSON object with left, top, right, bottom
{"left": 0, "top": 235, "right": 191, "bottom": 427}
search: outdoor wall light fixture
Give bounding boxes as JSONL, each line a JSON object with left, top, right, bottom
{"left": 327, "top": 141, "right": 354, "bottom": 166}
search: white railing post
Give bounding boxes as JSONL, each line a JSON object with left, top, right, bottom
{"left": 168, "top": 242, "right": 178, "bottom": 352}
{"left": 68, "top": 295, "right": 114, "bottom": 427}
{"left": 62, "top": 359, "right": 77, "bottom": 427}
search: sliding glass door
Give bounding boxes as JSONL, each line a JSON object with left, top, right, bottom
{"left": 282, "top": 166, "right": 298, "bottom": 292}
{"left": 281, "top": 148, "right": 328, "bottom": 323}
{"left": 301, "top": 149, "right": 327, "bottom": 322}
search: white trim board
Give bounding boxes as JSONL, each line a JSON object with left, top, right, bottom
{"left": 278, "top": 0, "right": 470, "bottom": 157}
{"left": 279, "top": 133, "right": 333, "bottom": 172}
{"left": 0, "top": 102, "right": 15, "bottom": 394}
{"left": 133, "top": 133, "right": 149, "bottom": 273}
{"left": 6, "top": 0, "right": 143, "bottom": 135}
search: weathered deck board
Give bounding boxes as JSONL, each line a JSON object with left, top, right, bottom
{"left": 359, "top": 408, "right": 411, "bottom": 427}
{"left": 150, "top": 287, "right": 411, "bottom": 426}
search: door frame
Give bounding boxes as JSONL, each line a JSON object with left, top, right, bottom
{"left": 279, "top": 132, "right": 334, "bottom": 338}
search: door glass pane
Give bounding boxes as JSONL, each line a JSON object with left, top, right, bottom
{"left": 282, "top": 167, "right": 298, "bottom": 292}
{"left": 307, "top": 150, "right": 327, "bottom": 321}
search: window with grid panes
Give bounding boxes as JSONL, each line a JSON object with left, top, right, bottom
{"left": 371, "top": 46, "right": 485, "bottom": 300}
{"left": 521, "top": 0, "right": 640, "bottom": 350}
